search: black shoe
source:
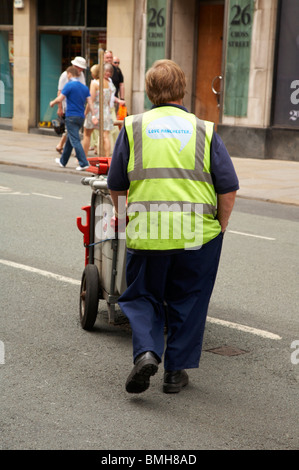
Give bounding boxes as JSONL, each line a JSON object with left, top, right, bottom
{"left": 125, "top": 352, "right": 159, "bottom": 393}
{"left": 163, "top": 370, "right": 189, "bottom": 393}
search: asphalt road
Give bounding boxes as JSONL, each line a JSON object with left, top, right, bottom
{"left": 0, "top": 165, "right": 298, "bottom": 451}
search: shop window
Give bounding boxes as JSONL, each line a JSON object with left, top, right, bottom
{"left": 0, "top": 0, "right": 13, "bottom": 25}
{"left": 38, "top": 0, "right": 107, "bottom": 27}
{"left": 39, "top": 34, "right": 62, "bottom": 125}
{"left": 86, "top": 30, "right": 106, "bottom": 66}
{"left": 61, "top": 32, "right": 82, "bottom": 71}
{"left": 145, "top": 0, "right": 168, "bottom": 110}
{"left": 0, "top": 30, "right": 13, "bottom": 118}
{"left": 87, "top": 0, "right": 107, "bottom": 27}
{"left": 0, "top": 1, "right": 13, "bottom": 118}
{"left": 38, "top": 0, "right": 84, "bottom": 26}
{"left": 273, "top": 0, "right": 299, "bottom": 128}
{"left": 223, "top": 0, "right": 254, "bottom": 117}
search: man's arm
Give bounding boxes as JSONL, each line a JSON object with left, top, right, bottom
{"left": 217, "top": 191, "right": 237, "bottom": 232}
{"left": 50, "top": 94, "right": 65, "bottom": 108}
{"left": 57, "top": 72, "right": 67, "bottom": 116}
{"left": 109, "top": 190, "right": 127, "bottom": 217}
{"left": 119, "top": 82, "right": 125, "bottom": 100}
{"left": 107, "top": 127, "right": 130, "bottom": 216}
{"left": 57, "top": 91, "right": 64, "bottom": 117}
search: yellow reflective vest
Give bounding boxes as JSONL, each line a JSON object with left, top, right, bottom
{"left": 124, "top": 106, "right": 221, "bottom": 250}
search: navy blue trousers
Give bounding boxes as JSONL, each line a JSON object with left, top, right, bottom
{"left": 118, "top": 232, "right": 223, "bottom": 371}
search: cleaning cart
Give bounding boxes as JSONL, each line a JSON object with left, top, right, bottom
{"left": 77, "top": 157, "right": 127, "bottom": 330}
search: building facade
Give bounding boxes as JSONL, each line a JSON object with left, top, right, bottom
{"left": 0, "top": 0, "right": 299, "bottom": 160}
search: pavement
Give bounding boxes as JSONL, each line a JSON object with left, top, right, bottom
{"left": 0, "top": 128, "right": 299, "bottom": 206}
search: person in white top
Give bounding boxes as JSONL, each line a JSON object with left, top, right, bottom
{"left": 55, "top": 56, "right": 87, "bottom": 154}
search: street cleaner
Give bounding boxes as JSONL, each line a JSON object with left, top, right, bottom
{"left": 107, "top": 59, "right": 239, "bottom": 394}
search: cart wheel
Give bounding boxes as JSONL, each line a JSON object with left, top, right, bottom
{"left": 79, "top": 264, "right": 100, "bottom": 330}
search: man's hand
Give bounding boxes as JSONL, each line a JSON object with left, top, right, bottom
{"left": 110, "top": 214, "right": 129, "bottom": 233}
{"left": 109, "top": 190, "right": 128, "bottom": 232}
{"left": 50, "top": 94, "right": 64, "bottom": 109}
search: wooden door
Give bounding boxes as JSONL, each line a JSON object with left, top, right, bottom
{"left": 195, "top": 3, "right": 224, "bottom": 126}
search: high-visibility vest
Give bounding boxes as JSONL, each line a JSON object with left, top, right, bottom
{"left": 124, "top": 106, "right": 221, "bottom": 250}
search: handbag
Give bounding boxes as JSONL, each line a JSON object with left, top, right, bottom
{"left": 52, "top": 115, "right": 65, "bottom": 136}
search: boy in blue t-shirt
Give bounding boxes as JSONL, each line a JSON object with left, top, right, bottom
{"left": 50, "top": 66, "right": 98, "bottom": 170}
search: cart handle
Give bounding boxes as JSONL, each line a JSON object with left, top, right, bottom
{"left": 81, "top": 176, "right": 108, "bottom": 190}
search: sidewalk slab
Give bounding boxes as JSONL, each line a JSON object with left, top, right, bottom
{"left": 232, "top": 157, "right": 299, "bottom": 206}
{"left": 0, "top": 129, "right": 84, "bottom": 174}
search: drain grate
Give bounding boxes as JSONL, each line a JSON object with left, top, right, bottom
{"left": 205, "top": 345, "right": 249, "bottom": 356}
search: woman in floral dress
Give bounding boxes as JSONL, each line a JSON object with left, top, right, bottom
{"left": 83, "top": 63, "right": 124, "bottom": 158}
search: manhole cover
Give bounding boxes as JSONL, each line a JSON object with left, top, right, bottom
{"left": 205, "top": 346, "right": 249, "bottom": 356}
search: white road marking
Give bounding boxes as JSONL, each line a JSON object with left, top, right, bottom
{"left": 0, "top": 191, "right": 30, "bottom": 195}
{"left": 1, "top": 258, "right": 282, "bottom": 341}
{"left": 228, "top": 230, "right": 276, "bottom": 241}
{"left": 32, "top": 192, "right": 63, "bottom": 200}
{"left": 207, "top": 316, "right": 282, "bottom": 340}
{"left": 0, "top": 185, "right": 62, "bottom": 199}
{"left": 0, "top": 259, "right": 80, "bottom": 286}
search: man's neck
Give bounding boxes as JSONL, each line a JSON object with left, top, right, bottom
{"left": 167, "top": 99, "right": 183, "bottom": 106}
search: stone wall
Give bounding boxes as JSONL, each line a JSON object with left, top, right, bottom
{"left": 13, "top": 0, "right": 37, "bottom": 133}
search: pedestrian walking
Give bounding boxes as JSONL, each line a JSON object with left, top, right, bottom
{"left": 107, "top": 59, "right": 239, "bottom": 394}
{"left": 50, "top": 66, "right": 97, "bottom": 171}
{"left": 55, "top": 56, "right": 87, "bottom": 154}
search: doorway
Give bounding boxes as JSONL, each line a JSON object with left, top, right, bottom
{"left": 39, "top": 31, "right": 83, "bottom": 126}
{"left": 194, "top": 1, "right": 225, "bottom": 127}
{"left": 38, "top": 29, "right": 107, "bottom": 126}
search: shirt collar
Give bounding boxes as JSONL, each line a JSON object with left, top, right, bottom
{"left": 152, "top": 103, "right": 189, "bottom": 113}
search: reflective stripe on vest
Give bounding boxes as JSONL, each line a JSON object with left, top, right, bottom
{"left": 124, "top": 107, "right": 221, "bottom": 250}
{"left": 127, "top": 112, "right": 213, "bottom": 184}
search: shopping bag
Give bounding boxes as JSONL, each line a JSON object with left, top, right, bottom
{"left": 117, "top": 104, "right": 127, "bottom": 120}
